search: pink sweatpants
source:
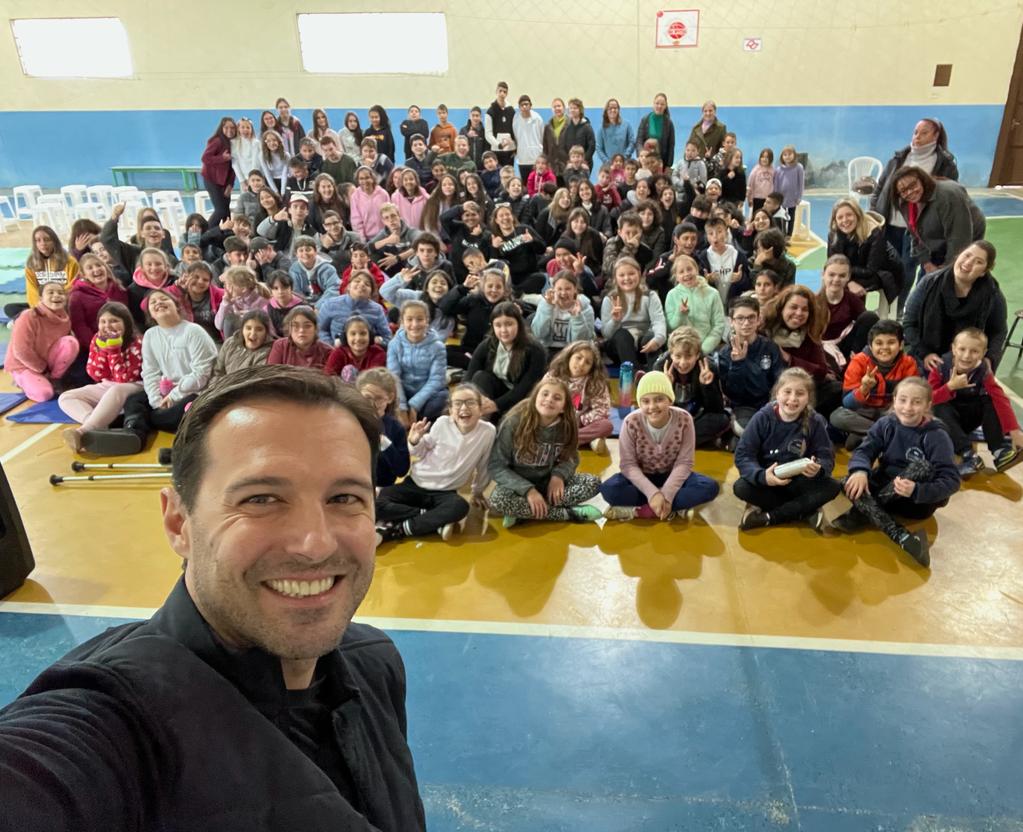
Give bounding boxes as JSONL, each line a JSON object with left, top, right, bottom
{"left": 58, "top": 380, "right": 144, "bottom": 431}
{"left": 578, "top": 417, "right": 614, "bottom": 444}
{"left": 10, "top": 336, "right": 80, "bottom": 402}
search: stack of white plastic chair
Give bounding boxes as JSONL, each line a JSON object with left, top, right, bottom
{"left": 118, "top": 200, "right": 146, "bottom": 242}
{"left": 71, "top": 203, "right": 104, "bottom": 223}
{"left": 86, "top": 185, "right": 116, "bottom": 220}
{"left": 12, "top": 185, "right": 43, "bottom": 221}
{"left": 34, "top": 194, "right": 72, "bottom": 237}
{"left": 60, "top": 185, "right": 89, "bottom": 210}
{"left": 847, "top": 156, "right": 883, "bottom": 209}
{"left": 152, "top": 191, "right": 187, "bottom": 246}
{"left": 192, "top": 190, "right": 212, "bottom": 217}
{"left": 114, "top": 186, "right": 150, "bottom": 208}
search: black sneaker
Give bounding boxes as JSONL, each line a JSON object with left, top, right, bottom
{"left": 375, "top": 524, "right": 405, "bottom": 545}
{"left": 957, "top": 451, "right": 983, "bottom": 478}
{"left": 806, "top": 511, "right": 825, "bottom": 535}
{"left": 993, "top": 447, "right": 1021, "bottom": 473}
{"left": 897, "top": 531, "right": 930, "bottom": 568}
{"left": 831, "top": 508, "right": 868, "bottom": 534}
{"left": 739, "top": 506, "right": 770, "bottom": 531}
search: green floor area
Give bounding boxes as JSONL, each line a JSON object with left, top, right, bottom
{"left": 985, "top": 218, "right": 1023, "bottom": 396}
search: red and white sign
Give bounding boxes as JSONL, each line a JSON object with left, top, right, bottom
{"left": 655, "top": 9, "right": 700, "bottom": 49}
{"left": 742, "top": 37, "right": 763, "bottom": 52}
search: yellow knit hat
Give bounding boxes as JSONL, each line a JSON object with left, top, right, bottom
{"left": 636, "top": 370, "right": 674, "bottom": 401}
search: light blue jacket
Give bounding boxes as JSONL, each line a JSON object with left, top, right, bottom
{"left": 380, "top": 274, "right": 456, "bottom": 339}
{"left": 596, "top": 122, "right": 636, "bottom": 165}
{"left": 287, "top": 256, "right": 340, "bottom": 307}
{"left": 316, "top": 295, "right": 391, "bottom": 346}
{"left": 530, "top": 297, "right": 596, "bottom": 348}
{"left": 386, "top": 328, "right": 447, "bottom": 411}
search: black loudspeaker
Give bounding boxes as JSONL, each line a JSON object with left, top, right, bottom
{"left": 0, "top": 460, "right": 34, "bottom": 598}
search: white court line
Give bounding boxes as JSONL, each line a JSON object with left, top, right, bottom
{"left": 2, "top": 600, "right": 1022, "bottom": 661}
{"left": 0, "top": 423, "right": 60, "bottom": 465}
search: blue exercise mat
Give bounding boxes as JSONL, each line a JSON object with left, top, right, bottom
{"left": 0, "top": 392, "right": 27, "bottom": 414}
{"left": 5, "top": 398, "right": 76, "bottom": 424}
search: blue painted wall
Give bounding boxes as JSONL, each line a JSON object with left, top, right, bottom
{"left": 0, "top": 104, "right": 1001, "bottom": 190}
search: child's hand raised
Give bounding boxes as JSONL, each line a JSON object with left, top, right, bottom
{"left": 730, "top": 334, "right": 748, "bottom": 360}
{"left": 611, "top": 296, "right": 624, "bottom": 321}
{"left": 544, "top": 288, "right": 556, "bottom": 306}
{"left": 698, "top": 358, "right": 714, "bottom": 385}
{"left": 729, "top": 267, "right": 743, "bottom": 284}
{"left": 464, "top": 274, "right": 481, "bottom": 291}
{"left": 947, "top": 369, "right": 974, "bottom": 391}
{"left": 860, "top": 366, "right": 878, "bottom": 391}
{"left": 407, "top": 418, "right": 430, "bottom": 446}
{"left": 678, "top": 297, "right": 689, "bottom": 316}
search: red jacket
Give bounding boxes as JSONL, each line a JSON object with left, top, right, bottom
{"left": 86, "top": 334, "right": 143, "bottom": 383}
{"left": 340, "top": 263, "right": 387, "bottom": 294}
{"left": 324, "top": 343, "right": 387, "bottom": 376}
{"left": 929, "top": 363, "right": 1019, "bottom": 433}
{"left": 842, "top": 350, "right": 920, "bottom": 409}
{"left": 68, "top": 277, "right": 129, "bottom": 352}
{"left": 267, "top": 337, "right": 332, "bottom": 369}
{"left": 200, "top": 135, "right": 235, "bottom": 189}
{"left": 167, "top": 284, "right": 225, "bottom": 323}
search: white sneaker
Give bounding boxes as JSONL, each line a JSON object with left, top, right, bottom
{"left": 589, "top": 437, "right": 608, "bottom": 454}
{"left": 440, "top": 522, "right": 457, "bottom": 541}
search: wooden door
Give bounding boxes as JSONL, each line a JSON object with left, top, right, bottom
{"left": 991, "top": 23, "right": 1023, "bottom": 185}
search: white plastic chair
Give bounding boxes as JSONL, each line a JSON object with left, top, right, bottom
{"left": 192, "top": 190, "right": 212, "bottom": 217}
{"left": 152, "top": 190, "right": 185, "bottom": 209}
{"left": 113, "top": 186, "right": 149, "bottom": 207}
{"left": 30, "top": 204, "right": 70, "bottom": 236}
{"left": 847, "top": 156, "right": 883, "bottom": 207}
{"left": 156, "top": 205, "right": 185, "bottom": 246}
{"left": 790, "top": 200, "right": 812, "bottom": 242}
{"left": 60, "top": 185, "right": 89, "bottom": 208}
{"left": 0, "top": 195, "right": 16, "bottom": 222}
{"left": 13, "top": 185, "right": 43, "bottom": 220}
{"left": 87, "top": 185, "right": 116, "bottom": 219}
{"left": 71, "top": 203, "right": 103, "bottom": 223}
{"left": 35, "top": 195, "right": 72, "bottom": 234}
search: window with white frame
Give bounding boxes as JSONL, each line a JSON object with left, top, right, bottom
{"left": 297, "top": 13, "right": 448, "bottom": 75}
{"left": 11, "top": 18, "right": 133, "bottom": 78}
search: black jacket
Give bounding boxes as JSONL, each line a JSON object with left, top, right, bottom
{"left": 558, "top": 117, "right": 597, "bottom": 169}
{"left": 0, "top": 578, "right": 425, "bottom": 832}
{"left": 636, "top": 112, "right": 677, "bottom": 167}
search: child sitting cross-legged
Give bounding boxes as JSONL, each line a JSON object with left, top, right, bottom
{"left": 316, "top": 269, "right": 391, "bottom": 347}
{"left": 324, "top": 315, "right": 387, "bottom": 381}
{"left": 601, "top": 371, "right": 720, "bottom": 521}
{"left": 376, "top": 383, "right": 497, "bottom": 544}
{"left": 733, "top": 367, "right": 842, "bottom": 533}
{"left": 833, "top": 377, "right": 961, "bottom": 568}
{"left": 928, "top": 327, "right": 1023, "bottom": 476}
{"left": 543, "top": 340, "right": 614, "bottom": 454}
{"left": 830, "top": 319, "right": 919, "bottom": 450}
{"left": 487, "top": 378, "right": 603, "bottom": 527}
{"left": 386, "top": 299, "right": 449, "bottom": 426}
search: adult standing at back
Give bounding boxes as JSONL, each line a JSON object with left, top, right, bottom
{"left": 870, "top": 119, "right": 958, "bottom": 312}
{"left": 596, "top": 98, "right": 636, "bottom": 167}
{"left": 559, "top": 98, "right": 597, "bottom": 172}
{"left": 486, "top": 81, "right": 517, "bottom": 168}
{"left": 543, "top": 97, "right": 570, "bottom": 179}
{"left": 636, "top": 92, "right": 677, "bottom": 168}
{"left": 688, "top": 100, "right": 727, "bottom": 160}
{"left": 512, "top": 94, "right": 545, "bottom": 184}
{"left": 200, "top": 117, "right": 238, "bottom": 227}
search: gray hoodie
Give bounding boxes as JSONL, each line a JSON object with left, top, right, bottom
{"left": 487, "top": 411, "right": 578, "bottom": 495}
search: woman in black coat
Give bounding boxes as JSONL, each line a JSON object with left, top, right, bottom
{"left": 827, "top": 198, "right": 903, "bottom": 318}
{"left": 903, "top": 240, "right": 1007, "bottom": 371}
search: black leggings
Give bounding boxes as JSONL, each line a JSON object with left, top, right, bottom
{"left": 604, "top": 328, "right": 657, "bottom": 370}
{"left": 377, "top": 478, "right": 469, "bottom": 536}
{"left": 836, "top": 311, "right": 879, "bottom": 360}
{"left": 733, "top": 474, "right": 842, "bottom": 523}
{"left": 203, "top": 177, "right": 232, "bottom": 227}
{"left": 122, "top": 390, "right": 195, "bottom": 445}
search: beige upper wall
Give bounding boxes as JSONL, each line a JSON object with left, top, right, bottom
{"left": 1, "top": 0, "right": 1021, "bottom": 110}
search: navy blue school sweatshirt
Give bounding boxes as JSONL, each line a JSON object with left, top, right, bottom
{"left": 715, "top": 335, "right": 784, "bottom": 409}
{"left": 734, "top": 403, "right": 834, "bottom": 486}
{"left": 848, "top": 413, "right": 959, "bottom": 504}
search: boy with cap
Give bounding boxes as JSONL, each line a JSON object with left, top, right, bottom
{"left": 600, "top": 371, "right": 720, "bottom": 520}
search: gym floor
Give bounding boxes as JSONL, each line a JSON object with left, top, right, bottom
{"left": 1, "top": 191, "right": 1022, "bottom": 830}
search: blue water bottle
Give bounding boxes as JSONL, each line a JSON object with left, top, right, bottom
{"left": 618, "top": 361, "right": 634, "bottom": 408}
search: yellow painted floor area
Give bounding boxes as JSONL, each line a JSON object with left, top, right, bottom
{"left": 3, "top": 379, "right": 1022, "bottom": 650}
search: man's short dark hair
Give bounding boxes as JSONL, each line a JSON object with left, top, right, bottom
{"left": 172, "top": 365, "right": 381, "bottom": 512}
{"left": 415, "top": 232, "right": 441, "bottom": 253}
{"left": 289, "top": 155, "right": 308, "bottom": 170}
{"left": 673, "top": 221, "right": 699, "bottom": 239}
{"left": 766, "top": 191, "right": 785, "bottom": 204}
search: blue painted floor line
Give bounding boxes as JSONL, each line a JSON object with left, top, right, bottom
{"left": 1, "top": 612, "right": 1020, "bottom": 830}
